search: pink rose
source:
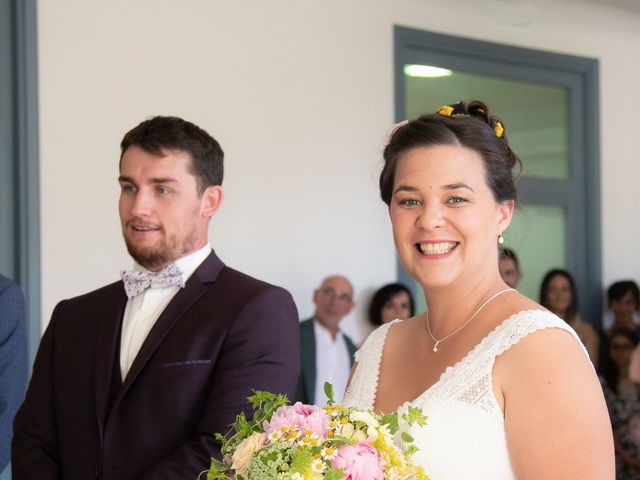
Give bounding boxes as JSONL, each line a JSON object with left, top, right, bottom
{"left": 264, "top": 402, "right": 330, "bottom": 438}
{"left": 331, "top": 442, "right": 385, "bottom": 480}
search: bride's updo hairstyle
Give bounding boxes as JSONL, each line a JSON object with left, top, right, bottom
{"left": 380, "top": 100, "right": 522, "bottom": 206}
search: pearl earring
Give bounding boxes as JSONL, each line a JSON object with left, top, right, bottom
{"left": 498, "top": 233, "right": 505, "bottom": 245}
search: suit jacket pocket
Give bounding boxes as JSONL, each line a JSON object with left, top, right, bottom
{"left": 159, "top": 359, "right": 213, "bottom": 377}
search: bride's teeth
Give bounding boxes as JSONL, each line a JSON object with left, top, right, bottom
{"left": 418, "top": 242, "right": 456, "bottom": 255}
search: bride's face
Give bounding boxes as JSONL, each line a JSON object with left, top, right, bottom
{"left": 388, "top": 144, "right": 513, "bottom": 290}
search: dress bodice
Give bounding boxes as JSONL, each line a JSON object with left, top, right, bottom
{"left": 342, "top": 309, "right": 584, "bottom": 480}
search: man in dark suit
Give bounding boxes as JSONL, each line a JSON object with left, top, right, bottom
{"left": 12, "top": 116, "right": 300, "bottom": 480}
{"left": 296, "top": 275, "right": 357, "bottom": 406}
{"left": 0, "top": 274, "right": 27, "bottom": 476}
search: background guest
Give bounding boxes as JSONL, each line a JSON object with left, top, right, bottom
{"left": 0, "top": 274, "right": 27, "bottom": 477}
{"left": 605, "top": 280, "right": 640, "bottom": 335}
{"left": 540, "top": 268, "right": 600, "bottom": 367}
{"left": 601, "top": 328, "right": 640, "bottom": 478}
{"left": 498, "top": 247, "right": 522, "bottom": 289}
{"left": 296, "top": 275, "right": 357, "bottom": 405}
{"left": 367, "top": 282, "right": 415, "bottom": 327}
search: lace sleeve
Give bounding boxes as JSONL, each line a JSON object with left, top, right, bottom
{"left": 492, "top": 310, "right": 588, "bottom": 360}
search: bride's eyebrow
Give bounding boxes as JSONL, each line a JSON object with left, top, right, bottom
{"left": 442, "top": 183, "right": 474, "bottom": 192}
{"left": 393, "top": 185, "right": 419, "bottom": 195}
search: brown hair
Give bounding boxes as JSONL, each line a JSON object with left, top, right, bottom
{"left": 380, "top": 100, "right": 521, "bottom": 205}
{"left": 120, "top": 116, "right": 224, "bottom": 194}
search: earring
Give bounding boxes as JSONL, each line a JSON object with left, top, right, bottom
{"left": 498, "top": 233, "right": 505, "bottom": 245}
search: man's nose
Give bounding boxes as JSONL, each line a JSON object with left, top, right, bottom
{"left": 130, "top": 189, "right": 154, "bottom": 217}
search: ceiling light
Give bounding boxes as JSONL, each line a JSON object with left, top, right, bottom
{"left": 404, "top": 65, "right": 452, "bottom": 78}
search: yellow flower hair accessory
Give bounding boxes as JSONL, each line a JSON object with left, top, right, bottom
{"left": 437, "top": 105, "right": 454, "bottom": 117}
{"left": 494, "top": 121, "right": 504, "bottom": 138}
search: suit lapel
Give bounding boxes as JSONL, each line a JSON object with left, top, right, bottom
{"left": 115, "top": 252, "right": 224, "bottom": 403}
{"left": 94, "top": 285, "right": 128, "bottom": 438}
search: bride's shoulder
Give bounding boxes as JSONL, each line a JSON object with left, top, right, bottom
{"left": 357, "top": 317, "right": 417, "bottom": 360}
{"left": 495, "top": 308, "right": 591, "bottom": 374}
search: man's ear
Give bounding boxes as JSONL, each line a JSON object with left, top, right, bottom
{"left": 201, "top": 185, "right": 224, "bottom": 218}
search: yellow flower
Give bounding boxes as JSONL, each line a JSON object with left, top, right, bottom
{"left": 495, "top": 121, "right": 504, "bottom": 138}
{"left": 311, "top": 459, "right": 325, "bottom": 474}
{"left": 321, "top": 445, "right": 337, "bottom": 460}
{"left": 230, "top": 432, "right": 266, "bottom": 476}
{"left": 437, "top": 105, "right": 454, "bottom": 117}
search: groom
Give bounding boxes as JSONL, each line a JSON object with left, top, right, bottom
{"left": 12, "top": 116, "right": 300, "bottom": 480}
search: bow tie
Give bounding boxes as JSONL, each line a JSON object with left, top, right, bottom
{"left": 121, "top": 263, "right": 186, "bottom": 299}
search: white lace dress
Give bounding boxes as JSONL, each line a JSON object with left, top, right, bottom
{"left": 343, "top": 309, "right": 584, "bottom": 480}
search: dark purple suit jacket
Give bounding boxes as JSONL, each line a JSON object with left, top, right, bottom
{"left": 12, "top": 252, "right": 300, "bottom": 479}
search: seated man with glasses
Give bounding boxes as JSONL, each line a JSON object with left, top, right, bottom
{"left": 295, "top": 275, "right": 357, "bottom": 405}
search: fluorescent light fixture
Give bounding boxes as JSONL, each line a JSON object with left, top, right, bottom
{"left": 404, "top": 65, "right": 452, "bottom": 78}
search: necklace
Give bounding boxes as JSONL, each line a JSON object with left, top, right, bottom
{"left": 426, "top": 287, "right": 516, "bottom": 353}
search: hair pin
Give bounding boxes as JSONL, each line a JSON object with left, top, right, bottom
{"left": 437, "top": 105, "right": 454, "bottom": 117}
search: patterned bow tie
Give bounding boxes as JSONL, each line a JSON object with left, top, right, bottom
{"left": 121, "top": 263, "right": 185, "bottom": 298}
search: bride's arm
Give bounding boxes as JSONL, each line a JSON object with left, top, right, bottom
{"left": 497, "top": 328, "right": 614, "bottom": 479}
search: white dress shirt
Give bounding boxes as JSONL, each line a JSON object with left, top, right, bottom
{"left": 313, "top": 319, "right": 351, "bottom": 405}
{"left": 119, "top": 244, "right": 211, "bottom": 379}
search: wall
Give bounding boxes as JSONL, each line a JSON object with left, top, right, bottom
{"left": 37, "top": 0, "right": 640, "bottom": 343}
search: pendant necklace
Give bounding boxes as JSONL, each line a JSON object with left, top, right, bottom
{"left": 426, "top": 287, "right": 516, "bottom": 353}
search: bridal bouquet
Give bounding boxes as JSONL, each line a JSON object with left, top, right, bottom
{"left": 202, "top": 384, "right": 429, "bottom": 480}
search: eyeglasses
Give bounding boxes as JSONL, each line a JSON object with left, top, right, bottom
{"left": 319, "top": 287, "right": 353, "bottom": 305}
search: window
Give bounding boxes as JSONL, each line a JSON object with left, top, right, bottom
{"left": 395, "top": 27, "right": 601, "bottom": 324}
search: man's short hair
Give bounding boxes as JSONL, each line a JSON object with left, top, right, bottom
{"left": 120, "top": 116, "right": 224, "bottom": 194}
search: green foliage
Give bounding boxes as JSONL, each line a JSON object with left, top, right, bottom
{"left": 289, "top": 447, "right": 313, "bottom": 473}
{"left": 404, "top": 444, "right": 418, "bottom": 457}
{"left": 219, "top": 390, "right": 290, "bottom": 456}
{"left": 324, "top": 382, "right": 335, "bottom": 405}
{"left": 401, "top": 431, "right": 414, "bottom": 443}
{"left": 204, "top": 457, "right": 227, "bottom": 480}
{"left": 403, "top": 406, "right": 428, "bottom": 427}
{"left": 324, "top": 468, "right": 344, "bottom": 480}
{"left": 380, "top": 412, "right": 400, "bottom": 434}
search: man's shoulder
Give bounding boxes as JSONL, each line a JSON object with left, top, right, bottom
{"left": 57, "top": 280, "right": 125, "bottom": 309}
{"left": 0, "top": 274, "right": 22, "bottom": 299}
{"left": 299, "top": 318, "right": 314, "bottom": 330}
{"left": 215, "top": 265, "right": 292, "bottom": 302}
{"left": 342, "top": 331, "right": 357, "bottom": 349}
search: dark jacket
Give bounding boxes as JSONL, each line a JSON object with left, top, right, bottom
{"left": 12, "top": 252, "right": 300, "bottom": 480}
{"left": 295, "top": 317, "right": 356, "bottom": 405}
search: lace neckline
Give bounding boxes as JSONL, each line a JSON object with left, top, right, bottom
{"left": 373, "top": 309, "right": 549, "bottom": 412}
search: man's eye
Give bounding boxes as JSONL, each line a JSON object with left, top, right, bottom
{"left": 156, "top": 186, "right": 170, "bottom": 195}
{"left": 122, "top": 184, "right": 137, "bottom": 193}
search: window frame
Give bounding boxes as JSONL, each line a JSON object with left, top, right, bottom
{"left": 394, "top": 26, "right": 602, "bottom": 324}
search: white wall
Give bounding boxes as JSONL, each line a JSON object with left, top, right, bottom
{"left": 37, "top": 0, "right": 640, "bottom": 343}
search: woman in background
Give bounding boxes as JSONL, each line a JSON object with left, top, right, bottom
{"left": 540, "top": 268, "right": 600, "bottom": 368}
{"left": 606, "top": 280, "right": 640, "bottom": 335}
{"left": 368, "top": 283, "right": 415, "bottom": 326}
{"left": 602, "top": 327, "right": 640, "bottom": 479}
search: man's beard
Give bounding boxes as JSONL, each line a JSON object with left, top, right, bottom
{"left": 123, "top": 228, "right": 197, "bottom": 272}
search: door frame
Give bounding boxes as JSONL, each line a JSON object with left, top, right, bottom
{"left": 394, "top": 26, "right": 602, "bottom": 324}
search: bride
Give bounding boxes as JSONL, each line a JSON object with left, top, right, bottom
{"left": 343, "top": 101, "right": 614, "bottom": 479}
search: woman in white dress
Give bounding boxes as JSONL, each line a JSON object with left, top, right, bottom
{"left": 343, "top": 101, "right": 614, "bottom": 479}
